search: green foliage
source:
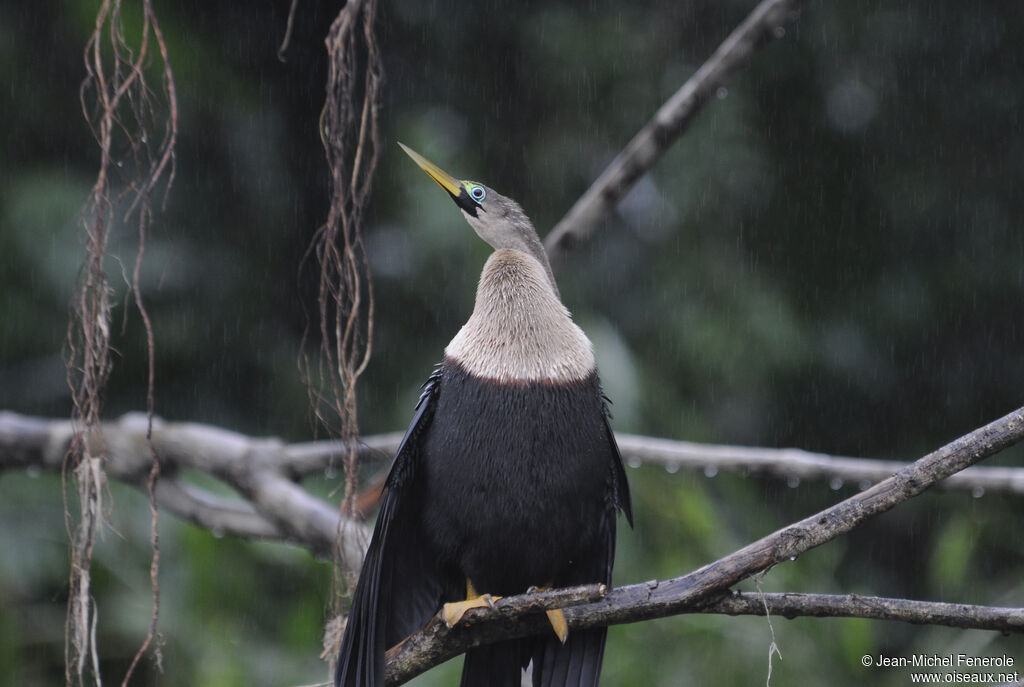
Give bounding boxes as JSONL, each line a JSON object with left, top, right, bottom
{"left": 1, "top": 0, "right": 1022, "bottom": 684}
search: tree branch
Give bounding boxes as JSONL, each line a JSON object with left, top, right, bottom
{"left": 694, "top": 591, "right": 1024, "bottom": 633}
{"left": 152, "top": 477, "right": 282, "bottom": 540}
{"left": 383, "top": 405, "right": 1024, "bottom": 684}
{"left": 544, "top": 0, "right": 803, "bottom": 261}
{"left": 613, "top": 433, "right": 1024, "bottom": 496}
{"left": 381, "top": 588, "right": 1023, "bottom": 685}
{"left": 4, "top": 408, "right": 1024, "bottom": 544}
{"left": 0, "top": 411, "right": 366, "bottom": 561}
{"left": 243, "top": 430, "right": 1024, "bottom": 498}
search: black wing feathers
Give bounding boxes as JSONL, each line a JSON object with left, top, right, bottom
{"left": 602, "top": 395, "right": 633, "bottom": 527}
{"left": 334, "top": 370, "right": 444, "bottom": 687}
{"left": 461, "top": 641, "right": 531, "bottom": 687}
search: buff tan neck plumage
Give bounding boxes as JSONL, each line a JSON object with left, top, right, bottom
{"left": 334, "top": 143, "right": 632, "bottom": 687}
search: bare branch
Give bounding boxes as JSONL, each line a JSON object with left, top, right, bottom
{"left": 695, "top": 591, "right": 1024, "bottom": 633}
{"left": 544, "top": 0, "right": 802, "bottom": 261}
{"left": 614, "top": 433, "right": 1024, "bottom": 496}
{"left": 153, "top": 478, "right": 282, "bottom": 540}
{"left": 0, "top": 411, "right": 366, "bottom": 562}
{"left": 282, "top": 429, "right": 1024, "bottom": 497}
{"left": 384, "top": 406, "right": 1024, "bottom": 683}
{"left": 381, "top": 587, "right": 1022, "bottom": 684}
{"left": 282, "top": 432, "right": 403, "bottom": 478}
{"left": 5, "top": 409, "right": 1024, "bottom": 522}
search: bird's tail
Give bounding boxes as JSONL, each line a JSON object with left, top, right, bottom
{"left": 459, "top": 628, "right": 607, "bottom": 687}
{"left": 532, "top": 626, "right": 607, "bottom": 687}
{"left": 460, "top": 639, "right": 530, "bottom": 687}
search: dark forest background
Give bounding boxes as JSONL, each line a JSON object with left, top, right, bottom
{"left": 1, "top": 1, "right": 1022, "bottom": 685}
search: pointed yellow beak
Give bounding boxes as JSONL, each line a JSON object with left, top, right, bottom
{"left": 398, "top": 142, "right": 464, "bottom": 199}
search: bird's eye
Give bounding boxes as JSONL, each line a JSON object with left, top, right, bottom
{"left": 468, "top": 184, "right": 486, "bottom": 202}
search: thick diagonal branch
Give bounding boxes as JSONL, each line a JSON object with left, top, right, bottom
{"left": 383, "top": 406, "right": 1024, "bottom": 684}
{"left": 383, "top": 589, "right": 1023, "bottom": 685}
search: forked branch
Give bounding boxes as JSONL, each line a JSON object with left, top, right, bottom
{"left": 382, "top": 406, "right": 1024, "bottom": 684}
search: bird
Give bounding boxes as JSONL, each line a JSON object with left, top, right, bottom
{"left": 334, "top": 142, "right": 633, "bottom": 687}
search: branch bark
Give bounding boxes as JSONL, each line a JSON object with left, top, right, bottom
{"left": 383, "top": 405, "right": 1024, "bottom": 684}
{"left": 382, "top": 588, "right": 1023, "bottom": 685}
{"left": 695, "top": 591, "right": 1024, "bottom": 633}
{"left": 4, "top": 409, "right": 1024, "bottom": 548}
{"left": 0, "top": 411, "right": 366, "bottom": 561}
{"left": 544, "top": 0, "right": 803, "bottom": 261}
{"left": 613, "top": 433, "right": 1024, "bottom": 496}
{"left": 297, "top": 432, "right": 1024, "bottom": 496}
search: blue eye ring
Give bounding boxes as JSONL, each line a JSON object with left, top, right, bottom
{"left": 467, "top": 184, "right": 486, "bottom": 203}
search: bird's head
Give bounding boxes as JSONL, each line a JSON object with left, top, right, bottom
{"left": 398, "top": 142, "right": 541, "bottom": 256}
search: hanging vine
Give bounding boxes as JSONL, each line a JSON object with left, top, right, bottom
{"left": 66, "top": 0, "right": 177, "bottom": 684}
{"left": 298, "top": 0, "right": 382, "bottom": 539}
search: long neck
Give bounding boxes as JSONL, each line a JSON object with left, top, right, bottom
{"left": 444, "top": 249, "right": 594, "bottom": 383}
{"left": 517, "top": 230, "right": 560, "bottom": 300}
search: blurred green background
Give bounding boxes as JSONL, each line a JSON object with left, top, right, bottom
{"left": 1, "top": 0, "right": 1022, "bottom": 685}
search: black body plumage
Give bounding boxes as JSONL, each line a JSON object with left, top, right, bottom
{"left": 423, "top": 359, "right": 627, "bottom": 597}
{"left": 334, "top": 358, "right": 631, "bottom": 687}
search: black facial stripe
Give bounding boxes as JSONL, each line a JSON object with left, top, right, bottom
{"left": 451, "top": 187, "right": 482, "bottom": 217}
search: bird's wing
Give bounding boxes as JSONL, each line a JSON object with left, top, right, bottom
{"left": 335, "top": 368, "right": 447, "bottom": 687}
{"left": 603, "top": 395, "right": 633, "bottom": 528}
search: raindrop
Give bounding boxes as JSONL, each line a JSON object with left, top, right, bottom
{"left": 789, "top": 556, "right": 797, "bottom": 562}
{"left": 211, "top": 528, "right": 225, "bottom": 539}
{"left": 627, "top": 458, "right": 641, "bottom": 469}
{"left": 858, "top": 479, "right": 872, "bottom": 491}
{"left": 703, "top": 465, "right": 718, "bottom": 478}
{"left": 787, "top": 475, "right": 800, "bottom": 488}
{"left": 665, "top": 462, "right": 679, "bottom": 474}
{"left": 27, "top": 465, "right": 40, "bottom": 478}
{"left": 325, "top": 467, "right": 337, "bottom": 479}
{"left": 829, "top": 477, "right": 843, "bottom": 491}
{"left": 140, "top": 135, "right": 148, "bottom": 143}
{"left": 972, "top": 486, "right": 985, "bottom": 498}
{"left": 773, "top": 26, "right": 786, "bottom": 39}
{"left": 116, "top": 160, "right": 124, "bottom": 167}
{"left": 716, "top": 87, "right": 728, "bottom": 100}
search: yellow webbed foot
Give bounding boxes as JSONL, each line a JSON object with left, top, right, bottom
{"left": 442, "top": 580, "right": 502, "bottom": 627}
{"left": 442, "top": 594, "right": 501, "bottom": 626}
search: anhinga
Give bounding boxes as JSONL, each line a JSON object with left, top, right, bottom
{"left": 334, "top": 143, "right": 633, "bottom": 687}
